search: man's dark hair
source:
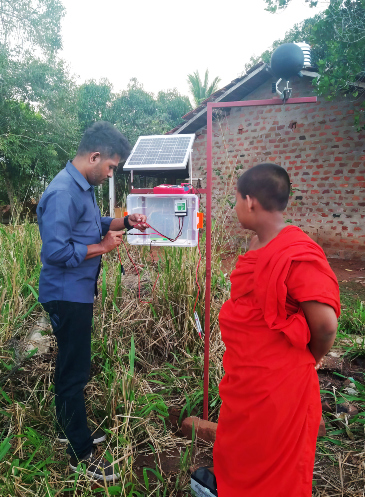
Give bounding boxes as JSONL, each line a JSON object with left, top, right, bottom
{"left": 77, "top": 121, "right": 131, "bottom": 160}
{"left": 237, "top": 163, "right": 290, "bottom": 212}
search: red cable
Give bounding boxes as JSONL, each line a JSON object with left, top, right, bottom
{"left": 193, "top": 231, "right": 201, "bottom": 316}
{"left": 117, "top": 239, "right": 160, "bottom": 305}
{"left": 132, "top": 219, "right": 184, "bottom": 243}
{"left": 144, "top": 221, "right": 183, "bottom": 242}
{"left": 116, "top": 218, "right": 186, "bottom": 305}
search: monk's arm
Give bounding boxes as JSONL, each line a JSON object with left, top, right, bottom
{"left": 300, "top": 301, "right": 338, "bottom": 366}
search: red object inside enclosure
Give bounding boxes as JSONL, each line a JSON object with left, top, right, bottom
{"left": 153, "top": 184, "right": 193, "bottom": 194}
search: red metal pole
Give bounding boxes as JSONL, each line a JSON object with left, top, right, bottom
{"left": 209, "top": 96, "right": 317, "bottom": 108}
{"left": 203, "top": 103, "right": 213, "bottom": 420}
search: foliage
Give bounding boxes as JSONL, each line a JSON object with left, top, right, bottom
{"left": 76, "top": 78, "right": 192, "bottom": 208}
{"left": 258, "top": 0, "right": 365, "bottom": 129}
{"left": 338, "top": 299, "right": 365, "bottom": 336}
{"left": 112, "top": 79, "right": 191, "bottom": 146}
{"left": 0, "top": 55, "right": 79, "bottom": 211}
{"left": 77, "top": 79, "right": 114, "bottom": 132}
{"left": 311, "top": 0, "right": 365, "bottom": 116}
{"left": 0, "top": 1, "right": 79, "bottom": 212}
{"left": 76, "top": 78, "right": 191, "bottom": 144}
{"left": 264, "top": 0, "right": 319, "bottom": 13}
{"left": 0, "top": 214, "right": 231, "bottom": 495}
{"left": 0, "top": 223, "right": 42, "bottom": 342}
{"left": 0, "top": 0, "right": 65, "bottom": 55}
{"left": 244, "top": 14, "right": 321, "bottom": 72}
{"left": 187, "top": 69, "right": 221, "bottom": 107}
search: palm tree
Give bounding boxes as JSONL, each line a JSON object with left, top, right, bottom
{"left": 187, "top": 69, "right": 221, "bottom": 107}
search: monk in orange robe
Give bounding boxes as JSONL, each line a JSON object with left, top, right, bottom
{"left": 213, "top": 163, "right": 340, "bottom": 497}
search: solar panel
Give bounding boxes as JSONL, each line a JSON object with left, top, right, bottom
{"left": 123, "top": 134, "right": 195, "bottom": 171}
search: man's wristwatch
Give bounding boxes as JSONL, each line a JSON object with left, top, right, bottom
{"left": 124, "top": 215, "right": 133, "bottom": 231}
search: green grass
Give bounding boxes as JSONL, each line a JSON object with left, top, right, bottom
{"left": 0, "top": 222, "right": 42, "bottom": 342}
{"left": 338, "top": 296, "right": 365, "bottom": 335}
{"left": 1, "top": 220, "right": 365, "bottom": 496}
{"left": 0, "top": 220, "right": 231, "bottom": 496}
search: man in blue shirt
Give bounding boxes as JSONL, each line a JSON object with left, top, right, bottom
{"left": 37, "top": 121, "right": 147, "bottom": 480}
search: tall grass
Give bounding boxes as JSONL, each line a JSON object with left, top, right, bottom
{"left": 0, "top": 222, "right": 42, "bottom": 342}
{"left": 2, "top": 137, "right": 364, "bottom": 494}
{"left": 0, "top": 216, "right": 232, "bottom": 496}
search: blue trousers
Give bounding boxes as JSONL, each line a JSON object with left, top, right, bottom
{"left": 42, "top": 300, "right": 94, "bottom": 459}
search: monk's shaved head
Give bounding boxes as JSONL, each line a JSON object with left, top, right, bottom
{"left": 237, "top": 163, "right": 290, "bottom": 212}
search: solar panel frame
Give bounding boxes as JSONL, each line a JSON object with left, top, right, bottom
{"left": 123, "top": 134, "right": 195, "bottom": 171}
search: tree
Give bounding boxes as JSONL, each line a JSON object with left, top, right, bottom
{"left": 257, "top": 0, "right": 365, "bottom": 127}
{"left": 310, "top": 0, "right": 365, "bottom": 106}
{"left": 74, "top": 78, "right": 192, "bottom": 208}
{"left": 0, "top": 0, "right": 65, "bottom": 55}
{"left": 264, "top": 0, "right": 319, "bottom": 13}
{"left": 0, "top": 51, "right": 79, "bottom": 211}
{"left": 107, "top": 79, "right": 191, "bottom": 146}
{"left": 187, "top": 69, "right": 221, "bottom": 107}
{"left": 244, "top": 14, "right": 321, "bottom": 72}
{"left": 157, "top": 89, "right": 192, "bottom": 126}
{"left": 0, "top": 0, "right": 79, "bottom": 213}
{"left": 0, "top": 101, "right": 69, "bottom": 213}
{"left": 77, "top": 79, "right": 114, "bottom": 132}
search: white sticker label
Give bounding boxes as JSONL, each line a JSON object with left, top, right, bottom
{"left": 191, "top": 479, "right": 216, "bottom": 497}
{"left": 194, "top": 311, "right": 203, "bottom": 338}
{"left": 174, "top": 199, "right": 187, "bottom": 216}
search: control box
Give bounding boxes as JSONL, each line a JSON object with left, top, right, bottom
{"left": 175, "top": 199, "right": 187, "bottom": 216}
{"left": 126, "top": 194, "right": 199, "bottom": 247}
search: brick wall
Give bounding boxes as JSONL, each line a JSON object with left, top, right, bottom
{"left": 190, "top": 76, "right": 365, "bottom": 259}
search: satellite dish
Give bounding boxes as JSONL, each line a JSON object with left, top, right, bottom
{"left": 270, "top": 43, "right": 305, "bottom": 80}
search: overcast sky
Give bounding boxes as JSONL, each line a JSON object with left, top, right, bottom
{"left": 60, "top": 0, "right": 327, "bottom": 100}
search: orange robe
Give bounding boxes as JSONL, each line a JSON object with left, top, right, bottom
{"left": 214, "top": 226, "right": 340, "bottom": 497}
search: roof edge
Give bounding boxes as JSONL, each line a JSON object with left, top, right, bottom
{"left": 173, "top": 63, "right": 271, "bottom": 135}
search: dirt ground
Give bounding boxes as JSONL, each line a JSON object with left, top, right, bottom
{"left": 62, "top": 258, "right": 365, "bottom": 496}
{"left": 328, "top": 258, "right": 365, "bottom": 287}
{"left": 14, "top": 257, "right": 365, "bottom": 495}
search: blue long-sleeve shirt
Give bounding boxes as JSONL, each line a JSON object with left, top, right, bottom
{"left": 37, "top": 161, "right": 113, "bottom": 303}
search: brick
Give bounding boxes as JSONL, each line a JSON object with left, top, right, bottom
{"left": 181, "top": 417, "right": 217, "bottom": 443}
{"left": 168, "top": 407, "right": 184, "bottom": 429}
{"left": 192, "top": 86, "right": 365, "bottom": 260}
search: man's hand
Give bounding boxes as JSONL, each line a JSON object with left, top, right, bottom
{"left": 128, "top": 213, "right": 148, "bottom": 231}
{"left": 100, "top": 231, "right": 124, "bottom": 253}
{"left": 109, "top": 214, "right": 148, "bottom": 232}
{"left": 85, "top": 231, "right": 124, "bottom": 260}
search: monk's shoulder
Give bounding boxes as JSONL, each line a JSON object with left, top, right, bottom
{"left": 285, "top": 225, "right": 322, "bottom": 246}
{"left": 249, "top": 235, "right": 259, "bottom": 250}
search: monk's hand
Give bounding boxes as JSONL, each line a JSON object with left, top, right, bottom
{"left": 128, "top": 213, "right": 148, "bottom": 231}
{"left": 314, "top": 358, "right": 324, "bottom": 371}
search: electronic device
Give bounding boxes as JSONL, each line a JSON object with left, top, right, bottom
{"left": 123, "top": 134, "right": 195, "bottom": 171}
{"left": 191, "top": 467, "right": 217, "bottom": 497}
{"left": 126, "top": 193, "right": 199, "bottom": 247}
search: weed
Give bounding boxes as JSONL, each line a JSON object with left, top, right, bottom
{"left": 338, "top": 298, "right": 365, "bottom": 335}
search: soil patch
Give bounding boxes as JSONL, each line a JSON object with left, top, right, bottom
{"left": 328, "top": 258, "right": 365, "bottom": 285}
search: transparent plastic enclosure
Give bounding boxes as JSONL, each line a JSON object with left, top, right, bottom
{"left": 126, "top": 194, "right": 199, "bottom": 247}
